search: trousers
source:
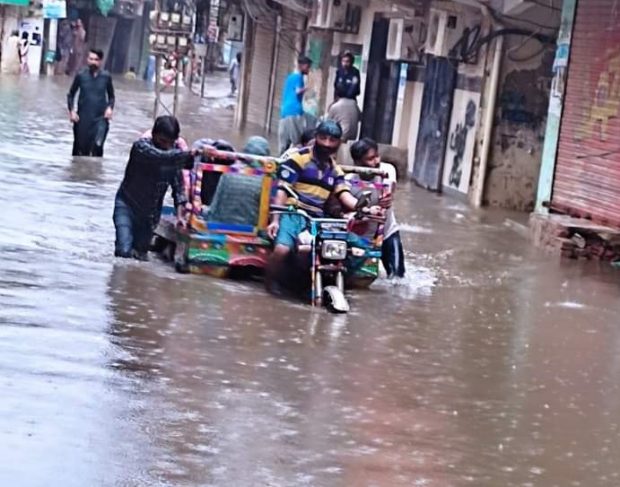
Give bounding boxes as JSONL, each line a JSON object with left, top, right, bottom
{"left": 113, "top": 194, "right": 154, "bottom": 257}
{"left": 278, "top": 115, "right": 305, "bottom": 155}
{"left": 73, "top": 117, "right": 109, "bottom": 157}
{"left": 382, "top": 231, "right": 405, "bottom": 278}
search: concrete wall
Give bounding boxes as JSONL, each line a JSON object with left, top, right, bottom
{"left": 482, "top": 6, "right": 560, "bottom": 211}
{"left": 1, "top": 6, "right": 24, "bottom": 64}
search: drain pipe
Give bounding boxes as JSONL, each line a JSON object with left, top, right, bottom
{"left": 473, "top": 12, "right": 504, "bottom": 207}
{"left": 265, "top": 14, "right": 282, "bottom": 133}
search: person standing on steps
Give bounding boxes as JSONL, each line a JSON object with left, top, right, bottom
{"left": 334, "top": 51, "right": 361, "bottom": 101}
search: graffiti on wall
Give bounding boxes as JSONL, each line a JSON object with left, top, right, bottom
{"left": 448, "top": 99, "right": 476, "bottom": 188}
{"left": 576, "top": 47, "right": 620, "bottom": 141}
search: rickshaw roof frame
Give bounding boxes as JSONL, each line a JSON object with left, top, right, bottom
{"left": 199, "top": 147, "right": 280, "bottom": 176}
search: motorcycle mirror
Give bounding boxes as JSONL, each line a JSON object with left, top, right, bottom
{"left": 355, "top": 191, "right": 372, "bottom": 210}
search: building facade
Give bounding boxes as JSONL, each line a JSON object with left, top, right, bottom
{"left": 236, "top": 0, "right": 562, "bottom": 213}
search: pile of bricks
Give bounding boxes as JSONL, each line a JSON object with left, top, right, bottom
{"left": 529, "top": 213, "right": 620, "bottom": 261}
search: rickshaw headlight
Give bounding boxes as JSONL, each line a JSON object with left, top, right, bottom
{"left": 322, "top": 240, "right": 347, "bottom": 260}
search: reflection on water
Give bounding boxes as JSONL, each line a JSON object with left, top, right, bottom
{"left": 1, "top": 76, "right": 620, "bottom": 486}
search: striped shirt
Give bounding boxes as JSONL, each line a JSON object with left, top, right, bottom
{"left": 278, "top": 147, "right": 349, "bottom": 217}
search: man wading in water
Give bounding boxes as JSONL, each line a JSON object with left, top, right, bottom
{"left": 67, "top": 49, "right": 115, "bottom": 157}
{"left": 113, "top": 116, "right": 197, "bottom": 261}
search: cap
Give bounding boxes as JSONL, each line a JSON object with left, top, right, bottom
{"left": 243, "top": 136, "right": 271, "bottom": 156}
{"left": 316, "top": 119, "right": 343, "bottom": 139}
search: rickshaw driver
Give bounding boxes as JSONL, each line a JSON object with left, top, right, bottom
{"left": 265, "top": 120, "right": 383, "bottom": 293}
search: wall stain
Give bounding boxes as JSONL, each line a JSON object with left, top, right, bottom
{"left": 485, "top": 49, "right": 555, "bottom": 211}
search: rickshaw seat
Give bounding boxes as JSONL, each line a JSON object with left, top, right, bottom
{"left": 206, "top": 173, "right": 263, "bottom": 227}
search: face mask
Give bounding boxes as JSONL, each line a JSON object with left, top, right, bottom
{"left": 314, "top": 143, "right": 337, "bottom": 160}
{"left": 88, "top": 64, "right": 98, "bottom": 73}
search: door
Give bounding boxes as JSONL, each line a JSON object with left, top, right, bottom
{"left": 88, "top": 15, "right": 117, "bottom": 68}
{"left": 107, "top": 18, "right": 134, "bottom": 74}
{"left": 412, "top": 55, "right": 457, "bottom": 192}
{"left": 360, "top": 17, "right": 400, "bottom": 144}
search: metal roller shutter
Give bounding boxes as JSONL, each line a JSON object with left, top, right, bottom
{"left": 552, "top": 0, "right": 620, "bottom": 226}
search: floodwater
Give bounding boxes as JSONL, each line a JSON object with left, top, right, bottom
{"left": 1, "top": 75, "right": 620, "bottom": 487}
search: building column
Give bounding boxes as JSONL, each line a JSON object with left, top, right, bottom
{"left": 534, "top": 0, "right": 578, "bottom": 213}
{"left": 46, "top": 18, "right": 58, "bottom": 76}
{"left": 233, "top": 16, "right": 254, "bottom": 129}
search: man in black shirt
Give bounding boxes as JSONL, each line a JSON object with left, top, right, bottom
{"left": 113, "top": 116, "right": 197, "bottom": 260}
{"left": 334, "top": 51, "right": 361, "bottom": 100}
{"left": 67, "top": 48, "right": 115, "bottom": 156}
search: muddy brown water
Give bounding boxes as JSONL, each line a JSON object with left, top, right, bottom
{"left": 1, "top": 75, "right": 620, "bottom": 486}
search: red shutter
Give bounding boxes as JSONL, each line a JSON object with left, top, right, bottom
{"left": 552, "top": 0, "right": 620, "bottom": 227}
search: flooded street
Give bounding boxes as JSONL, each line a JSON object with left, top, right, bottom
{"left": 1, "top": 76, "right": 620, "bottom": 487}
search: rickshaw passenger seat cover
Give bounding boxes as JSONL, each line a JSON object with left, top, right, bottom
{"left": 207, "top": 174, "right": 263, "bottom": 226}
{"left": 347, "top": 180, "right": 383, "bottom": 240}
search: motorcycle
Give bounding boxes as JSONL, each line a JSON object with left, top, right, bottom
{"left": 270, "top": 191, "right": 382, "bottom": 314}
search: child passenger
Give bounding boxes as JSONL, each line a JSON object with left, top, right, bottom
{"left": 350, "top": 138, "right": 406, "bottom": 279}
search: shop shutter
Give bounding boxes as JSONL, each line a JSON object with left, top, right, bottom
{"left": 88, "top": 16, "right": 118, "bottom": 60}
{"left": 552, "top": 0, "right": 620, "bottom": 226}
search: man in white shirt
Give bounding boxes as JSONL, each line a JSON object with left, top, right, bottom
{"left": 229, "top": 52, "right": 241, "bottom": 96}
{"left": 350, "top": 138, "right": 406, "bottom": 279}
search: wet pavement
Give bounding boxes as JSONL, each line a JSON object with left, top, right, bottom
{"left": 1, "top": 74, "right": 620, "bottom": 487}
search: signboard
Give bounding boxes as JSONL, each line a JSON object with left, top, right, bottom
{"left": 20, "top": 18, "right": 44, "bottom": 74}
{"left": 0, "top": 0, "right": 29, "bottom": 6}
{"left": 42, "top": 0, "right": 67, "bottom": 19}
{"left": 226, "top": 12, "right": 244, "bottom": 41}
{"left": 148, "top": 8, "right": 194, "bottom": 56}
